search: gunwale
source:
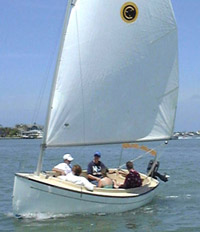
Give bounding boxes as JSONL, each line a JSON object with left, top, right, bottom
{"left": 15, "top": 169, "right": 159, "bottom": 199}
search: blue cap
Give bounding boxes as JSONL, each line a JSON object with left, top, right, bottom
{"left": 94, "top": 151, "right": 101, "bottom": 157}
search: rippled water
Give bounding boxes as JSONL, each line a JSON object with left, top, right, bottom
{"left": 0, "top": 138, "right": 200, "bottom": 231}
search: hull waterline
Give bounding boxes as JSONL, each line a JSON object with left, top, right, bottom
{"left": 13, "top": 172, "right": 159, "bottom": 217}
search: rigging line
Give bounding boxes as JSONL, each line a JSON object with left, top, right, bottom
{"left": 31, "top": 7, "right": 67, "bottom": 125}
{"left": 75, "top": 8, "right": 86, "bottom": 143}
{"left": 118, "top": 146, "right": 124, "bottom": 169}
{"left": 118, "top": 142, "right": 166, "bottom": 170}
{"left": 31, "top": 64, "right": 50, "bottom": 124}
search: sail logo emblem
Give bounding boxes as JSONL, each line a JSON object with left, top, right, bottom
{"left": 120, "top": 2, "right": 138, "bottom": 23}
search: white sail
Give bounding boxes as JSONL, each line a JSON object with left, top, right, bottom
{"left": 44, "top": 0, "right": 178, "bottom": 147}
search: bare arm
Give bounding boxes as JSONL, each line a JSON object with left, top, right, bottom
{"left": 52, "top": 168, "right": 65, "bottom": 176}
{"left": 87, "top": 174, "right": 100, "bottom": 182}
{"left": 118, "top": 170, "right": 127, "bottom": 177}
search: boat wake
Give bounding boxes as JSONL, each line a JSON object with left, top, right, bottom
{"left": 165, "top": 195, "right": 179, "bottom": 199}
{"left": 10, "top": 211, "right": 110, "bottom": 220}
{"left": 9, "top": 212, "right": 73, "bottom": 220}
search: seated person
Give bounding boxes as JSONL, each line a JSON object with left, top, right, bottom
{"left": 65, "top": 165, "right": 94, "bottom": 191}
{"left": 52, "top": 153, "right": 73, "bottom": 177}
{"left": 87, "top": 151, "right": 108, "bottom": 185}
{"left": 98, "top": 168, "right": 115, "bottom": 188}
{"left": 115, "top": 161, "right": 142, "bottom": 189}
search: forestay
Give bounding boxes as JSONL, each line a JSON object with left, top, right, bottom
{"left": 44, "top": 0, "right": 179, "bottom": 147}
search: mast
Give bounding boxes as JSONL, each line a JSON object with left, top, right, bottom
{"left": 36, "top": 0, "right": 75, "bottom": 175}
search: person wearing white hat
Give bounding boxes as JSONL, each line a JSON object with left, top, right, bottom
{"left": 52, "top": 153, "right": 74, "bottom": 177}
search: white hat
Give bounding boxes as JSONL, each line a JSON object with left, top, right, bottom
{"left": 63, "top": 153, "right": 73, "bottom": 161}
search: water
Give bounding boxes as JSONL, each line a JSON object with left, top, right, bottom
{"left": 0, "top": 138, "right": 200, "bottom": 231}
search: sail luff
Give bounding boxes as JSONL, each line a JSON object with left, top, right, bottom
{"left": 36, "top": 0, "right": 74, "bottom": 175}
{"left": 43, "top": 1, "right": 74, "bottom": 146}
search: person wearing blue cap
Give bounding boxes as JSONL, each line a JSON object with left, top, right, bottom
{"left": 87, "top": 151, "right": 108, "bottom": 185}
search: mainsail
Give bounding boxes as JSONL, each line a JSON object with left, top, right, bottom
{"left": 44, "top": 0, "right": 179, "bottom": 147}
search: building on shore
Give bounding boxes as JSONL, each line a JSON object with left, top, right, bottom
{"left": 20, "top": 129, "right": 43, "bottom": 139}
{"left": 0, "top": 123, "right": 43, "bottom": 139}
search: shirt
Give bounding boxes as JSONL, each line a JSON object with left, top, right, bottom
{"left": 87, "top": 160, "right": 107, "bottom": 179}
{"left": 63, "top": 172, "right": 94, "bottom": 191}
{"left": 120, "top": 170, "right": 142, "bottom": 189}
{"left": 54, "top": 162, "right": 72, "bottom": 175}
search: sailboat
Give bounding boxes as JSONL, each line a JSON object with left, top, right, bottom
{"left": 13, "top": 0, "right": 178, "bottom": 217}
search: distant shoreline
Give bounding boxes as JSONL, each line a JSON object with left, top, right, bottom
{"left": 0, "top": 137, "right": 42, "bottom": 140}
{"left": 0, "top": 137, "right": 21, "bottom": 140}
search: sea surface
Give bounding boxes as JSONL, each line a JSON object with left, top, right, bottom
{"left": 0, "top": 138, "right": 200, "bottom": 232}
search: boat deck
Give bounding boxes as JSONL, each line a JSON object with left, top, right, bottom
{"left": 16, "top": 169, "right": 159, "bottom": 197}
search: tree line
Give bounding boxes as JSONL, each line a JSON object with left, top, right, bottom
{"left": 0, "top": 123, "right": 43, "bottom": 138}
{"left": 0, "top": 126, "right": 20, "bottom": 137}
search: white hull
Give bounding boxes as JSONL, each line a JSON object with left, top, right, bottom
{"left": 13, "top": 172, "right": 159, "bottom": 217}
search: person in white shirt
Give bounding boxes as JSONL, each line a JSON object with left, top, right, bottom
{"left": 65, "top": 165, "right": 94, "bottom": 191}
{"left": 52, "top": 153, "right": 73, "bottom": 177}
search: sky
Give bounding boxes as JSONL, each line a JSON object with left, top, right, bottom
{"left": 0, "top": 0, "right": 199, "bottom": 132}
